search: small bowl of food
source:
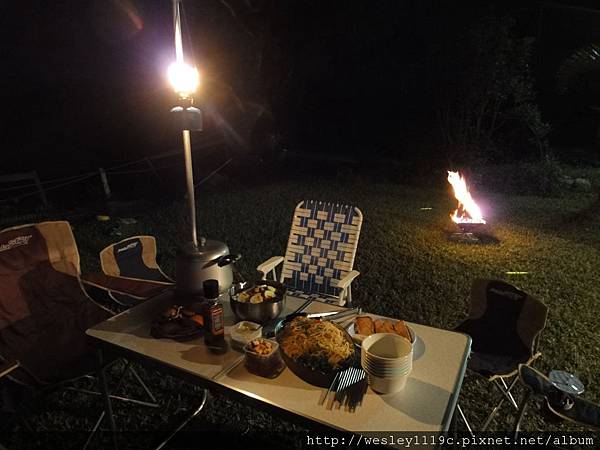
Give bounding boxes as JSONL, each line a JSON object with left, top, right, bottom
{"left": 230, "top": 280, "right": 286, "bottom": 324}
{"left": 244, "top": 338, "right": 285, "bottom": 378}
{"left": 230, "top": 321, "right": 263, "bottom": 351}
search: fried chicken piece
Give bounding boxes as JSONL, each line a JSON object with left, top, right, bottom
{"left": 393, "top": 320, "right": 411, "bottom": 341}
{"left": 355, "top": 316, "right": 375, "bottom": 335}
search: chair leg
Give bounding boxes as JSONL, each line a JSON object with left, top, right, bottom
{"left": 513, "top": 391, "right": 533, "bottom": 440}
{"left": 500, "top": 377, "right": 519, "bottom": 410}
{"left": 84, "top": 411, "right": 107, "bottom": 450}
{"left": 456, "top": 404, "right": 475, "bottom": 436}
{"left": 482, "top": 385, "right": 506, "bottom": 430}
{"left": 481, "top": 401, "right": 502, "bottom": 430}
{"left": 67, "top": 361, "right": 159, "bottom": 408}
{"left": 67, "top": 387, "right": 159, "bottom": 408}
{"left": 130, "top": 367, "right": 158, "bottom": 405}
{"left": 154, "top": 388, "right": 209, "bottom": 450}
{"left": 482, "top": 377, "right": 519, "bottom": 430}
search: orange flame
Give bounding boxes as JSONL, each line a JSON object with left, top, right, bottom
{"left": 447, "top": 171, "right": 485, "bottom": 224}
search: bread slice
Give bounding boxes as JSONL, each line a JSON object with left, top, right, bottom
{"left": 373, "top": 319, "right": 385, "bottom": 333}
{"left": 355, "top": 316, "right": 375, "bottom": 335}
{"left": 393, "top": 320, "right": 411, "bottom": 341}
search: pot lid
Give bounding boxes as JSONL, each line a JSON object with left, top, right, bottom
{"left": 179, "top": 239, "right": 230, "bottom": 261}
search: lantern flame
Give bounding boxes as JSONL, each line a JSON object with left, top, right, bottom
{"left": 167, "top": 61, "right": 199, "bottom": 98}
{"left": 168, "top": 0, "right": 199, "bottom": 98}
{"left": 447, "top": 171, "right": 486, "bottom": 224}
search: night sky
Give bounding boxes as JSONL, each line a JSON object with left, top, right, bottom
{"left": 3, "top": 0, "right": 600, "bottom": 179}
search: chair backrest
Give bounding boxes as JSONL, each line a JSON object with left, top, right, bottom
{"left": 281, "top": 200, "right": 362, "bottom": 297}
{"left": 0, "top": 221, "right": 110, "bottom": 384}
{"left": 466, "top": 279, "right": 548, "bottom": 357}
{"left": 100, "top": 235, "right": 172, "bottom": 283}
{"left": 0, "top": 221, "right": 80, "bottom": 277}
{"left": 0, "top": 221, "right": 81, "bottom": 328}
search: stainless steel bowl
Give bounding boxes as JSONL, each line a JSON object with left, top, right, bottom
{"left": 229, "top": 281, "right": 286, "bottom": 324}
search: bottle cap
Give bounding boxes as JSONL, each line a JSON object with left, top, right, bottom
{"left": 203, "top": 279, "right": 219, "bottom": 299}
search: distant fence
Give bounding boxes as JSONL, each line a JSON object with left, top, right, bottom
{"left": 0, "top": 171, "right": 48, "bottom": 207}
{"left": 0, "top": 137, "right": 232, "bottom": 208}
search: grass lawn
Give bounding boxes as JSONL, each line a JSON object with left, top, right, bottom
{"left": 6, "top": 176, "right": 600, "bottom": 448}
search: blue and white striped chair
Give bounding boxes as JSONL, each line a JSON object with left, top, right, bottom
{"left": 257, "top": 200, "right": 363, "bottom": 306}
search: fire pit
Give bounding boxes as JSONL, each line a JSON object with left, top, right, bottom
{"left": 446, "top": 171, "right": 498, "bottom": 244}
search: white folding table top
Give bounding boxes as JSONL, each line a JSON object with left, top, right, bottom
{"left": 87, "top": 290, "right": 470, "bottom": 435}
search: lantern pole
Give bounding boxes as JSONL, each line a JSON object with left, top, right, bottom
{"left": 182, "top": 129, "right": 198, "bottom": 247}
{"left": 169, "top": 0, "right": 202, "bottom": 248}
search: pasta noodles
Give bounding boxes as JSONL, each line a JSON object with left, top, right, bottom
{"left": 279, "top": 317, "right": 354, "bottom": 370}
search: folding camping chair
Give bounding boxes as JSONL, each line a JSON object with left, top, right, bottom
{"left": 257, "top": 200, "right": 362, "bottom": 306}
{"left": 82, "top": 235, "right": 173, "bottom": 307}
{"left": 513, "top": 364, "right": 600, "bottom": 437}
{"left": 454, "top": 279, "right": 548, "bottom": 432}
{"left": 0, "top": 221, "right": 159, "bottom": 447}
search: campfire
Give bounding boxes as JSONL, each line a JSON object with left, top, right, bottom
{"left": 447, "top": 171, "right": 485, "bottom": 227}
{"left": 446, "top": 171, "right": 497, "bottom": 244}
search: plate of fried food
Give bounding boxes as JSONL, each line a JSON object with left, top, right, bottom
{"left": 350, "top": 315, "right": 416, "bottom": 347}
{"left": 151, "top": 303, "right": 204, "bottom": 341}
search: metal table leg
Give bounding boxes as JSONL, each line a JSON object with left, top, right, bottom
{"left": 98, "top": 350, "right": 118, "bottom": 450}
{"left": 155, "top": 389, "right": 209, "bottom": 450}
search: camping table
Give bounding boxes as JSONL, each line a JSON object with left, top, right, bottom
{"left": 87, "top": 290, "right": 471, "bottom": 449}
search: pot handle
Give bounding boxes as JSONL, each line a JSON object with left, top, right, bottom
{"left": 217, "top": 253, "right": 241, "bottom": 267}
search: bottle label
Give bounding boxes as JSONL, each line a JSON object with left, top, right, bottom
{"left": 211, "top": 305, "right": 224, "bottom": 335}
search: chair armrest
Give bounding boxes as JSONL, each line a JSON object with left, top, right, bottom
{"left": 0, "top": 359, "right": 19, "bottom": 379}
{"left": 336, "top": 270, "right": 360, "bottom": 290}
{"left": 81, "top": 273, "right": 168, "bottom": 298}
{"left": 256, "top": 256, "right": 284, "bottom": 279}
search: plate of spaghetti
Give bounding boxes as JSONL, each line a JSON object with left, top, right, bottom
{"left": 276, "top": 316, "right": 355, "bottom": 387}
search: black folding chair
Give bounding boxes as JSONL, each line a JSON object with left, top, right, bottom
{"left": 83, "top": 235, "right": 173, "bottom": 307}
{"left": 454, "top": 279, "right": 548, "bottom": 432}
{"left": 0, "top": 221, "right": 159, "bottom": 448}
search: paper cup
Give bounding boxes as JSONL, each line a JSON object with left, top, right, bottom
{"left": 362, "top": 333, "right": 413, "bottom": 364}
{"left": 367, "top": 372, "right": 410, "bottom": 393}
{"left": 361, "top": 333, "right": 413, "bottom": 393}
{"left": 362, "top": 363, "right": 411, "bottom": 378}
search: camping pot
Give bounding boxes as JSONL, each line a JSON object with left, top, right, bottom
{"left": 175, "top": 239, "right": 240, "bottom": 295}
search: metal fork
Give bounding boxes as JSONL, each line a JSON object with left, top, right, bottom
{"left": 340, "top": 367, "right": 364, "bottom": 412}
{"left": 323, "top": 366, "right": 368, "bottom": 412}
{"left": 341, "top": 368, "right": 357, "bottom": 410}
{"left": 334, "top": 369, "right": 352, "bottom": 409}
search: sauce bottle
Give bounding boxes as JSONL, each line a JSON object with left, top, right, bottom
{"left": 203, "top": 279, "right": 227, "bottom": 353}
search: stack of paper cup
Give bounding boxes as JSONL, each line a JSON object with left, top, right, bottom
{"left": 361, "top": 333, "right": 413, "bottom": 394}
